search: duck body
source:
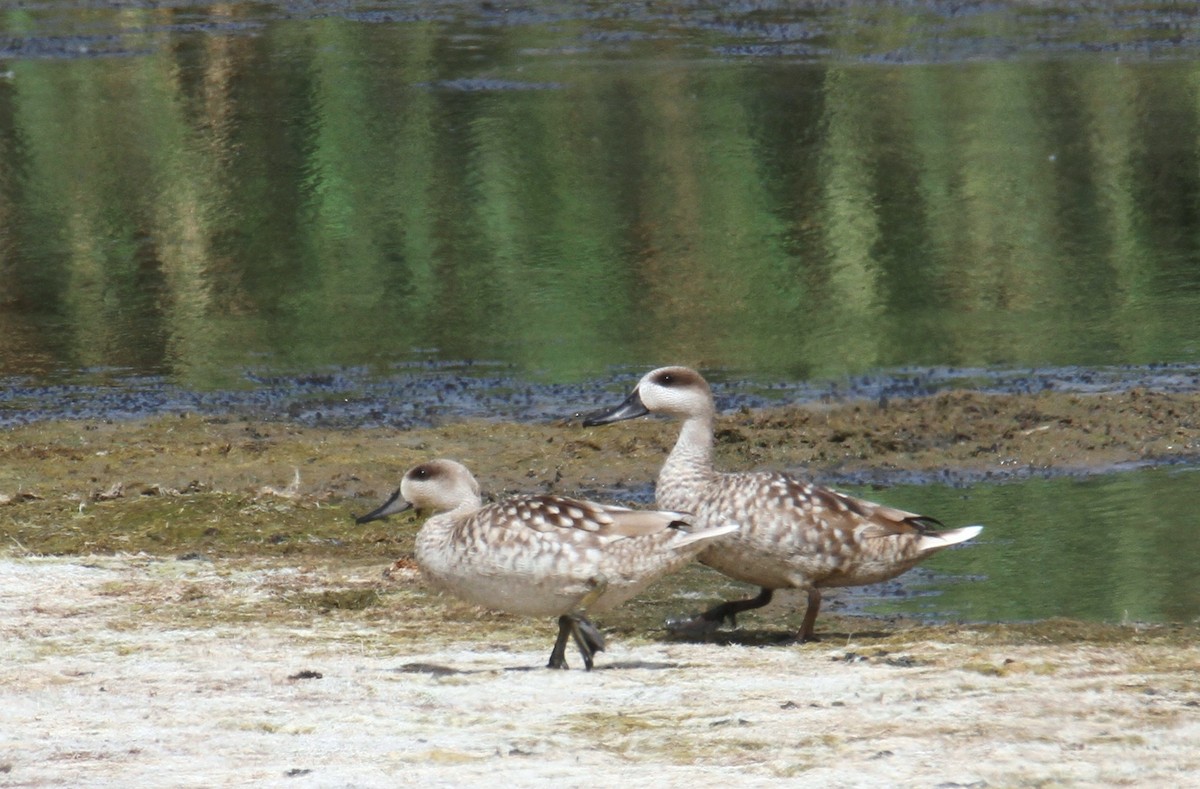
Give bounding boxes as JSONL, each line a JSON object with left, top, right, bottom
{"left": 357, "top": 459, "right": 736, "bottom": 669}
{"left": 413, "top": 492, "right": 720, "bottom": 618}
{"left": 659, "top": 465, "right": 971, "bottom": 591}
{"left": 583, "top": 366, "right": 982, "bottom": 640}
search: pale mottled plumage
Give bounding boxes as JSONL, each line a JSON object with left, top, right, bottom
{"left": 583, "top": 366, "right": 983, "bottom": 641}
{"left": 356, "top": 459, "right": 737, "bottom": 669}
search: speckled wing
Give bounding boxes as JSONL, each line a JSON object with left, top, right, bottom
{"left": 491, "top": 495, "right": 687, "bottom": 540}
{"left": 769, "top": 474, "right": 941, "bottom": 540}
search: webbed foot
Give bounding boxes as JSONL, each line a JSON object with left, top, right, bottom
{"left": 547, "top": 613, "right": 606, "bottom": 670}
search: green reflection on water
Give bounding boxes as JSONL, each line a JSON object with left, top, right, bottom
{"left": 2, "top": 8, "right": 1200, "bottom": 385}
{"left": 850, "top": 467, "right": 1200, "bottom": 624}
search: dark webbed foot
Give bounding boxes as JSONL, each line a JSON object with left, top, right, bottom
{"left": 569, "top": 615, "right": 606, "bottom": 670}
{"left": 703, "top": 587, "right": 776, "bottom": 627}
{"left": 547, "top": 613, "right": 606, "bottom": 670}
{"left": 666, "top": 587, "right": 775, "bottom": 639}
{"left": 664, "top": 614, "right": 723, "bottom": 639}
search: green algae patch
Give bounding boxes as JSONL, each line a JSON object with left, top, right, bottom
{"left": 561, "top": 708, "right": 820, "bottom": 766}
{"left": 296, "top": 588, "right": 381, "bottom": 611}
{"left": 0, "top": 490, "right": 412, "bottom": 561}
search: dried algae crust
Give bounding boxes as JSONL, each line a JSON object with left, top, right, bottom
{"left": 2, "top": 553, "right": 1199, "bottom": 787}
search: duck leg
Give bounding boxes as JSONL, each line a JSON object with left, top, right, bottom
{"left": 548, "top": 615, "right": 575, "bottom": 670}
{"left": 547, "top": 579, "right": 609, "bottom": 671}
{"left": 567, "top": 614, "right": 606, "bottom": 671}
{"left": 546, "top": 613, "right": 608, "bottom": 671}
{"left": 702, "top": 587, "right": 776, "bottom": 627}
{"left": 570, "top": 580, "right": 608, "bottom": 670}
{"left": 798, "top": 588, "right": 821, "bottom": 642}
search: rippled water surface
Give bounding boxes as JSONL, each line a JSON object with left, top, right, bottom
{"left": 4, "top": 2, "right": 1200, "bottom": 385}
{"left": 3, "top": 2, "right": 1200, "bottom": 625}
{"left": 851, "top": 467, "right": 1200, "bottom": 624}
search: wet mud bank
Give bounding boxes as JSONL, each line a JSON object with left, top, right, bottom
{"left": 2, "top": 365, "right": 1199, "bottom": 557}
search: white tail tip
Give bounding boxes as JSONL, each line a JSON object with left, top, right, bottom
{"left": 674, "top": 520, "right": 740, "bottom": 548}
{"left": 918, "top": 524, "right": 983, "bottom": 552}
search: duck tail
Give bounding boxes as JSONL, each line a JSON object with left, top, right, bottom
{"left": 917, "top": 524, "right": 983, "bottom": 552}
{"left": 669, "top": 518, "right": 740, "bottom": 547}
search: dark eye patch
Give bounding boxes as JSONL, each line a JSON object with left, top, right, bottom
{"left": 654, "top": 368, "right": 697, "bottom": 387}
{"left": 409, "top": 464, "right": 436, "bottom": 480}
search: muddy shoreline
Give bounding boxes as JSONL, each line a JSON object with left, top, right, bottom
{"left": 2, "top": 362, "right": 1200, "bottom": 498}
{"left": 3, "top": 368, "right": 1200, "bottom": 560}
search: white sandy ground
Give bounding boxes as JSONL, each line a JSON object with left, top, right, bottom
{"left": 2, "top": 555, "right": 1199, "bottom": 789}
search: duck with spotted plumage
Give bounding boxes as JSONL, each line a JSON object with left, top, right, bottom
{"left": 582, "top": 366, "right": 983, "bottom": 643}
{"left": 356, "top": 459, "right": 738, "bottom": 670}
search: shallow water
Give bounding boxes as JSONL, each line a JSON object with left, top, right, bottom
{"left": 852, "top": 467, "right": 1200, "bottom": 625}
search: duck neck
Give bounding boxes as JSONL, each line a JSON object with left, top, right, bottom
{"left": 416, "top": 499, "right": 481, "bottom": 552}
{"left": 657, "top": 413, "right": 716, "bottom": 510}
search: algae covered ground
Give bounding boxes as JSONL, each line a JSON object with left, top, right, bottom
{"left": 3, "top": 387, "right": 1200, "bottom": 786}
{"left": 4, "top": 387, "right": 1199, "bottom": 559}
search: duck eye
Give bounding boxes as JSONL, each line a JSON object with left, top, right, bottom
{"left": 658, "top": 373, "right": 675, "bottom": 385}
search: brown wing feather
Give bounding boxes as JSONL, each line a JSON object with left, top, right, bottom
{"left": 781, "top": 476, "right": 940, "bottom": 539}
{"left": 493, "top": 495, "right": 688, "bottom": 540}
{"left": 492, "top": 495, "right": 612, "bottom": 534}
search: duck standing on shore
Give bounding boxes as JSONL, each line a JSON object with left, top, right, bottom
{"left": 356, "top": 458, "right": 738, "bottom": 669}
{"left": 582, "top": 366, "right": 982, "bottom": 642}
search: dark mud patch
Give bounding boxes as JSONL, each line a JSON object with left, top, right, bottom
{"left": 4, "top": 362, "right": 1200, "bottom": 432}
{"left": 8, "top": 2, "right": 1200, "bottom": 65}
